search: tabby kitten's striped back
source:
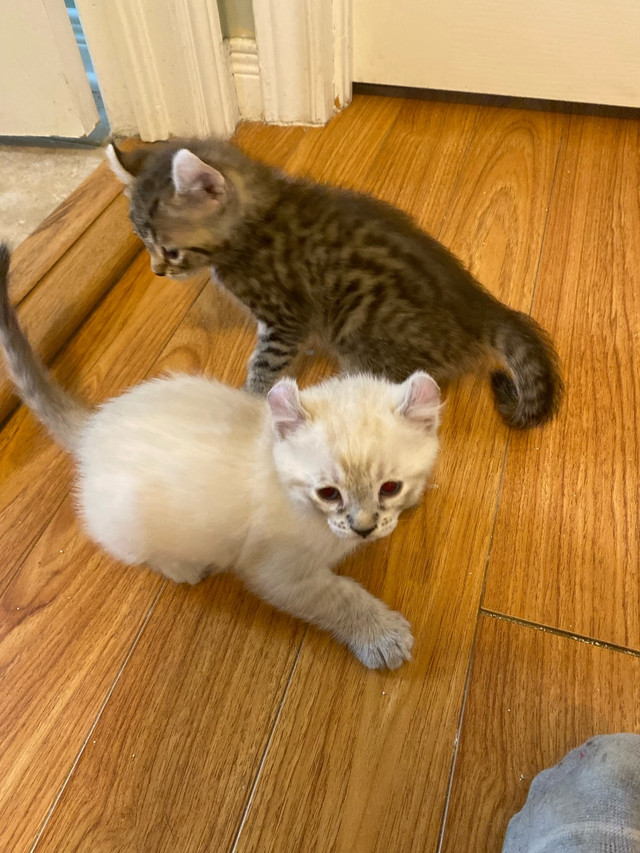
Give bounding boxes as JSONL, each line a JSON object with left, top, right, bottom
{"left": 107, "top": 140, "right": 562, "bottom": 428}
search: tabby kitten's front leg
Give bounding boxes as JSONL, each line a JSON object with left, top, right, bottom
{"left": 245, "top": 322, "right": 301, "bottom": 395}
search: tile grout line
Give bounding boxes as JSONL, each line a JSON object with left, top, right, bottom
{"left": 481, "top": 608, "right": 640, "bottom": 658}
{"left": 229, "top": 633, "right": 307, "bottom": 853}
{"left": 29, "top": 581, "right": 168, "bottom": 852}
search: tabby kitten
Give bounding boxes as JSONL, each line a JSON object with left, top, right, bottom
{"left": 0, "top": 244, "right": 441, "bottom": 669}
{"left": 107, "top": 139, "right": 562, "bottom": 428}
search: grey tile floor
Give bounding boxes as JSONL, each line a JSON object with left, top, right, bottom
{"left": 0, "top": 144, "right": 104, "bottom": 247}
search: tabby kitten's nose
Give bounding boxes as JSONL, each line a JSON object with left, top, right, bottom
{"left": 352, "top": 525, "right": 377, "bottom": 538}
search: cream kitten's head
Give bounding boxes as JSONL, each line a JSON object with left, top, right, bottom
{"left": 267, "top": 372, "right": 441, "bottom": 542}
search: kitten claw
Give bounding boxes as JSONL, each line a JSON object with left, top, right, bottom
{"left": 350, "top": 610, "right": 414, "bottom": 670}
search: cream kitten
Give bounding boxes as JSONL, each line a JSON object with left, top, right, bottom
{"left": 0, "top": 245, "right": 441, "bottom": 669}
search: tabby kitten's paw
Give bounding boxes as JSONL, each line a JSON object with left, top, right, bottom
{"left": 350, "top": 610, "right": 414, "bottom": 670}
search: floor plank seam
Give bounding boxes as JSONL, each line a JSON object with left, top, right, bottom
{"left": 481, "top": 609, "right": 640, "bottom": 658}
{"left": 28, "top": 581, "right": 168, "bottom": 853}
{"left": 0, "top": 489, "right": 68, "bottom": 600}
{"left": 0, "top": 245, "right": 146, "bottom": 433}
{"left": 478, "top": 434, "right": 512, "bottom": 611}
{"left": 437, "top": 422, "right": 514, "bottom": 848}
{"left": 435, "top": 607, "right": 481, "bottom": 853}
{"left": 0, "top": 251, "right": 148, "bottom": 599}
{"left": 435, "top": 108, "right": 482, "bottom": 241}
{"left": 229, "top": 631, "right": 308, "bottom": 853}
{"left": 1, "top": 251, "right": 203, "bottom": 598}
{"left": 527, "top": 120, "right": 565, "bottom": 316}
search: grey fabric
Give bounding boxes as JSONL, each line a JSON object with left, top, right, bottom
{"left": 503, "top": 734, "right": 640, "bottom": 853}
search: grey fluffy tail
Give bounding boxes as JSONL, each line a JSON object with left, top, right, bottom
{"left": 0, "top": 244, "right": 90, "bottom": 450}
{"left": 490, "top": 309, "right": 563, "bottom": 429}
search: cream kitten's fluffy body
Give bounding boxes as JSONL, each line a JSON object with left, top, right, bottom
{"left": 0, "top": 245, "right": 441, "bottom": 668}
{"left": 78, "top": 374, "right": 440, "bottom": 669}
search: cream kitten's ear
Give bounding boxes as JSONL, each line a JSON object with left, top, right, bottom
{"left": 396, "top": 371, "right": 441, "bottom": 431}
{"left": 171, "top": 149, "right": 226, "bottom": 201}
{"left": 267, "top": 379, "right": 309, "bottom": 439}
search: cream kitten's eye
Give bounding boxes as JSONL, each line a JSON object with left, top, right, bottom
{"left": 317, "top": 486, "right": 341, "bottom": 502}
{"left": 379, "top": 481, "right": 402, "bottom": 496}
{"left": 162, "top": 247, "right": 180, "bottom": 261}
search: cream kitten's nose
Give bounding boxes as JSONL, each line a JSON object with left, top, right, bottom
{"left": 348, "top": 509, "right": 379, "bottom": 538}
{"left": 351, "top": 524, "right": 377, "bottom": 538}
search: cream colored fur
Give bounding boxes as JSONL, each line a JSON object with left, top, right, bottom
{"left": 0, "top": 240, "right": 441, "bottom": 668}
{"left": 76, "top": 372, "right": 440, "bottom": 668}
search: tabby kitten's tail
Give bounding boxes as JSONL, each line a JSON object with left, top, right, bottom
{"left": 0, "top": 244, "right": 90, "bottom": 450}
{"left": 490, "top": 309, "right": 563, "bottom": 429}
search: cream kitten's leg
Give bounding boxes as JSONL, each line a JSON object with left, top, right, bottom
{"left": 244, "top": 562, "right": 414, "bottom": 669}
{"left": 148, "top": 559, "right": 207, "bottom": 585}
{"left": 245, "top": 322, "right": 301, "bottom": 395}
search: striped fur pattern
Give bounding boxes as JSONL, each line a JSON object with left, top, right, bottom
{"left": 108, "top": 139, "right": 563, "bottom": 428}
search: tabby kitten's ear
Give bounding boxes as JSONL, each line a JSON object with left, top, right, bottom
{"left": 105, "top": 143, "right": 150, "bottom": 185}
{"left": 267, "top": 379, "right": 309, "bottom": 439}
{"left": 171, "top": 149, "right": 226, "bottom": 205}
{"left": 396, "top": 371, "right": 441, "bottom": 432}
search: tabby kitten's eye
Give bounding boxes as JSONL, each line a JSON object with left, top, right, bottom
{"left": 316, "top": 486, "right": 341, "bottom": 502}
{"left": 379, "top": 481, "right": 402, "bottom": 496}
{"left": 162, "top": 247, "right": 180, "bottom": 261}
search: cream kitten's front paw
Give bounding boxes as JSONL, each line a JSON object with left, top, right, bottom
{"left": 350, "top": 610, "right": 414, "bottom": 670}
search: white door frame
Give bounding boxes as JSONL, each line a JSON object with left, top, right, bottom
{"left": 75, "top": 0, "right": 239, "bottom": 140}
{"left": 76, "top": 0, "right": 352, "bottom": 140}
{"left": 252, "top": 0, "right": 352, "bottom": 125}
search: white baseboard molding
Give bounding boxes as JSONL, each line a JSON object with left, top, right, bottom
{"left": 229, "top": 38, "right": 264, "bottom": 122}
{"left": 253, "top": 0, "right": 352, "bottom": 126}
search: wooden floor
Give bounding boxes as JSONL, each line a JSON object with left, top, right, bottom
{"left": 1, "top": 94, "right": 639, "bottom": 852}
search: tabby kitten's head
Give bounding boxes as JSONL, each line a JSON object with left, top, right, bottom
{"left": 267, "top": 372, "right": 441, "bottom": 542}
{"left": 106, "top": 141, "right": 265, "bottom": 278}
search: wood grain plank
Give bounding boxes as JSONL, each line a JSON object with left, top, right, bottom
{"left": 0, "top": 253, "right": 208, "bottom": 594}
{"left": 356, "top": 98, "right": 479, "bottom": 232}
{"left": 33, "top": 286, "right": 302, "bottom": 852}
{"left": 233, "top": 122, "right": 308, "bottom": 166}
{"left": 18, "top": 128, "right": 314, "bottom": 851}
{"left": 441, "top": 615, "right": 640, "bottom": 853}
{"left": 35, "top": 575, "right": 305, "bottom": 853}
{"left": 233, "top": 106, "right": 564, "bottom": 853}
{"left": 0, "top": 507, "right": 164, "bottom": 853}
{"left": 483, "top": 114, "right": 640, "bottom": 648}
{"left": 8, "top": 161, "right": 122, "bottom": 304}
{"left": 0, "top": 258, "right": 211, "bottom": 853}
{"left": 282, "top": 93, "right": 405, "bottom": 185}
{"left": 0, "top": 193, "right": 142, "bottom": 425}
